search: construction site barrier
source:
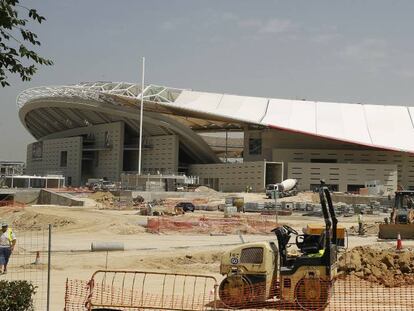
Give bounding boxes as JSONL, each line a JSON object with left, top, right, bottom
{"left": 3, "top": 226, "right": 51, "bottom": 310}
{"left": 65, "top": 270, "right": 218, "bottom": 311}
{"left": 65, "top": 279, "right": 90, "bottom": 311}
{"left": 146, "top": 216, "right": 280, "bottom": 235}
{"left": 65, "top": 274, "right": 414, "bottom": 310}
{"left": 0, "top": 201, "right": 25, "bottom": 208}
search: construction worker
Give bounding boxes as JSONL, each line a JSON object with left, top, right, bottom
{"left": 357, "top": 211, "right": 364, "bottom": 236}
{"left": 0, "top": 222, "right": 16, "bottom": 274}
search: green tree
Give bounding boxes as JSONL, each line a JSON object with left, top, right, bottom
{"left": 0, "top": 280, "right": 36, "bottom": 311}
{"left": 0, "top": 0, "right": 53, "bottom": 87}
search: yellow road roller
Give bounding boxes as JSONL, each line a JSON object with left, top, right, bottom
{"left": 219, "top": 181, "right": 340, "bottom": 310}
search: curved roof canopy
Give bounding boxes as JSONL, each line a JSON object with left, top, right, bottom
{"left": 17, "top": 81, "right": 414, "bottom": 154}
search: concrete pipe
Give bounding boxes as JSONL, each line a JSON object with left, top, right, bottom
{"left": 91, "top": 242, "right": 125, "bottom": 252}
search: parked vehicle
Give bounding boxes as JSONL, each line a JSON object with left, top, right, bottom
{"left": 266, "top": 179, "right": 298, "bottom": 198}
{"left": 175, "top": 202, "right": 195, "bottom": 212}
{"left": 379, "top": 190, "right": 414, "bottom": 239}
{"left": 101, "top": 181, "right": 116, "bottom": 191}
{"left": 86, "top": 179, "right": 116, "bottom": 192}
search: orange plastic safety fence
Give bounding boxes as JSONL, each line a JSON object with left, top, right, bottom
{"left": 66, "top": 270, "right": 218, "bottom": 311}
{"left": 146, "top": 216, "right": 279, "bottom": 235}
{"left": 65, "top": 275, "right": 414, "bottom": 311}
{"left": 0, "top": 201, "right": 25, "bottom": 208}
{"left": 218, "top": 276, "right": 414, "bottom": 311}
{"left": 64, "top": 279, "right": 89, "bottom": 311}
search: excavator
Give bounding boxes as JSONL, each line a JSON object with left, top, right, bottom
{"left": 219, "top": 181, "right": 340, "bottom": 310}
{"left": 378, "top": 190, "right": 414, "bottom": 239}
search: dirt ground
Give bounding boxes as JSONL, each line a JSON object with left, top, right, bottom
{"left": 338, "top": 246, "right": 414, "bottom": 287}
{"left": 0, "top": 192, "right": 410, "bottom": 310}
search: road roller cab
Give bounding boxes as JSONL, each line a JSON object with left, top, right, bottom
{"left": 219, "top": 181, "right": 339, "bottom": 310}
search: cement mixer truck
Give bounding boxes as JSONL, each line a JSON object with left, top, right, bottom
{"left": 266, "top": 178, "right": 298, "bottom": 199}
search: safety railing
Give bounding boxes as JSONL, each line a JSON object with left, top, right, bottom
{"left": 65, "top": 272, "right": 414, "bottom": 310}
{"left": 85, "top": 270, "right": 218, "bottom": 311}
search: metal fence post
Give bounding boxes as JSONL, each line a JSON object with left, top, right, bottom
{"left": 47, "top": 224, "right": 51, "bottom": 311}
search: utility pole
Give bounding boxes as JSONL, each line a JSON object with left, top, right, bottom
{"left": 138, "top": 57, "right": 145, "bottom": 175}
{"left": 46, "top": 224, "right": 51, "bottom": 311}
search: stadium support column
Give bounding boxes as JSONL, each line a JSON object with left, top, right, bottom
{"left": 138, "top": 57, "right": 145, "bottom": 175}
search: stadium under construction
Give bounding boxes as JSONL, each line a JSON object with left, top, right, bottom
{"left": 16, "top": 82, "right": 414, "bottom": 192}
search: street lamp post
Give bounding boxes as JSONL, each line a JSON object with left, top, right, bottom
{"left": 138, "top": 57, "right": 145, "bottom": 176}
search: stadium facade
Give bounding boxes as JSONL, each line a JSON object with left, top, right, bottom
{"left": 17, "top": 82, "right": 414, "bottom": 192}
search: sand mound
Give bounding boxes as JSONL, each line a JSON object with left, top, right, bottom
{"left": 339, "top": 246, "right": 414, "bottom": 287}
{"left": 0, "top": 209, "right": 75, "bottom": 231}
{"left": 348, "top": 224, "right": 379, "bottom": 235}
{"left": 89, "top": 191, "right": 115, "bottom": 203}
{"left": 194, "top": 186, "right": 217, "bottom": 193}
{"left": 279, "top": 192, "right": 316, "bottom": 203}
{"left": 138, "top": 251, "right": 223, "bottom": 274}
{"left": 109, "top": 222, "right": 146, "bottom": 235}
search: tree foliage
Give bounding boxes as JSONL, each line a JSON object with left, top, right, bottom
{"left": 0, "top": 0, "right": 53, "bottom": 87}
{"left": 0, "top": 280, "right": 36, "bottom": 311}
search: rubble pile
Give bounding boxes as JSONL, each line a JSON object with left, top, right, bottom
{"left": 90, "top": 191, "right": 140, "bottom": 210}
{"left": 138, "top": 199, "right": 185, "bottom": 216}
{"left": 338, "top": 246, "right": 414, "bottom": 287}
{"left": 89, "top": 191, "right": 115, "bottom": 204}
{"left": 132, "top": 195, "right": 145, "bottom": 205}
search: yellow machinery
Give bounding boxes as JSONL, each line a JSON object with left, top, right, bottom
{"left": 378, "top": 190, "right": 414, "bottom": 239}
{"left": 303, "top": 224, "right": 346, "bottom": 247}
{"left": 219, "top": 182, "right": 340, "bottom": 310}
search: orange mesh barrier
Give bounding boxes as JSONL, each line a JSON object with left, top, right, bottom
{"left": 82, "top": 270, "right": 217, "bottom": 311}
{"left": 0, "top": 201, "right": 25, "bottom": 208}
{"left": 213, "top": 276, "right": 414, "bottom": 311}
{"left": 65, "top": 274, "right": 414, "bottom": 311}
{"left": 64, "top": 279, "right": 89, "bottom": 311}
{"left": 146, "top": 216, "right": 280, "bottom": 235}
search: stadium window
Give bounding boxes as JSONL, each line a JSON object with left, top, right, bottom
{"left": 329, "top": 184, "right": 339, "bottom": 191}
{"left": 60, "top": 151, "right": 68, "bottom": 167}
{"left": 310, "top": 159, "right": 337, "bottom": 163}
{"left": 104, "top": 131, "right": 110, "bottom": 147}
{"left": 249, "top": 138, "right": 262, "bottom": 155}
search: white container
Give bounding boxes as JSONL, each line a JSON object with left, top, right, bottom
{"left": 224, "top": 205, "right": 237, "bottom": 217}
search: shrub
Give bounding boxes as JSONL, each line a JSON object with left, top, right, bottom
{"left": 0, "top": 280, "right": 36, "bottom": 311}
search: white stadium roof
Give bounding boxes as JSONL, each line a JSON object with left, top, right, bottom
{"left": 17, "top": 82, "right": 414, "bottom": 154}
{"left": 172, "top": 90, "right": 414, "bottom": 153}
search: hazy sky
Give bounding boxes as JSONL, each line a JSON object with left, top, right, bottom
{"left": 2, "top": 0, "right": 414, "bottom": 161}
